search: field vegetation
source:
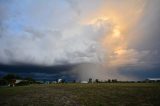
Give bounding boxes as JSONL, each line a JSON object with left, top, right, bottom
{"left": 0, "top": 83, "right": 160, "bottom": 106}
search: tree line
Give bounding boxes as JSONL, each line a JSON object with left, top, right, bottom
{"left": 0, "top": 74, "right": 37, "bottom": 86}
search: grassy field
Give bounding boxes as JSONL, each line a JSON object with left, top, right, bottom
{"left": 0, "top": 83, "right": 160, "bottom": 106}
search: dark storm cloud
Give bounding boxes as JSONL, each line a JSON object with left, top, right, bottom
{"left": 118, "top": 66, "right": 160, "bottom": 80}
{"left": 0, "top": 64, "right": 76, "bottom": 80}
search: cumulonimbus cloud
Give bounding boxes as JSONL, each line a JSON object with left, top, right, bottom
{"left": 0, "top": 0, "right": 160, "bottom": 80}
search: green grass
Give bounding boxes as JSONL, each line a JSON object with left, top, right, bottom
{"left": 0, "top": 83, "right": 160, "bottom": 106}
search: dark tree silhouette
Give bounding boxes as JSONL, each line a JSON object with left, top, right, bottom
{"left": 108, "top": 79, "right": 111, "bottom": 83}
{"left": 88, "top": 78, "right": 92, "bottom": 83}
{"left": 95, "top": 79, "right": 99, "bottom": 83}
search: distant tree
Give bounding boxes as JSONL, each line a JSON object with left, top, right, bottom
{"left": 72, "top": 80, "right": 76, "bottom": 83}
{"left": 88, "top": 78, "right": 92, "bottom": 83}
{"left": 95, "top": 79, "right": 99, "bottom": 83}
{"left": 157, "top": 80, "right": 160, "bottom": 83}
{"left": 61, "top": 79, "right": 65, "bottom": 83}
{"left": 108, "top": 79, "right": 111, "bottom": 83}
{"left": 24, "top": 77, "right": 35, "bottom": 82}
{"left": 3, "top": 74, "right": 15, "bottom": 80}
{"left": 0, "top": 79, "right": 8, "bottom": 86}
{"left": 3, "top": 74, "right": 21, "bottom": 81}
{"left": 24, "top": 77, "right": 36, "bottom": 84}
{"left": 137, "top": 81, "right": 141, "bottom": 83}
{"left": 112, "top": 79, "right": 118, "bottom": 83}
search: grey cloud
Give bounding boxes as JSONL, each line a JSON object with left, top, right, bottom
{"left": 0, "top": 21, "right": 112, "bottom": 66}
{"left": 0, "top": 0, "right": 160, "bottom": 80}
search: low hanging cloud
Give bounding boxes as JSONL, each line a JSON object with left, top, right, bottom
{"left": 0, "top": 0, "right": 160, "bottom": 80}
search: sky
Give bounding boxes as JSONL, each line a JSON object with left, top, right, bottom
{"left": 0, "top": 0, "right": 160, "bottom": 81}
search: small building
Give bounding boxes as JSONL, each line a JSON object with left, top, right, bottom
{"left": 80, "top": 81, "right": 88, "bottom": 84}
{"left": 15, "top": 80, "right": 23, "bottom": 84}
{"left": 8, "top": 79, "right": 24, "bottom": 87}
{"left": 146, "top": 78, "right": 160, "bottom": 82}
{"left": 58, "top": 79, "right": 62, "bottom": 83}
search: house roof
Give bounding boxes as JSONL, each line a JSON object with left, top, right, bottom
{"left": 147, "top": 78, "right": 160, "bottom": 80}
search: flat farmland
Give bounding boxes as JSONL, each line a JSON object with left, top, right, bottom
{"left": 0, "top": 83, "right": 160, "bottom": 106}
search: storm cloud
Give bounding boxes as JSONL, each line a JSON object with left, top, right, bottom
{"left": 0, "top": 0, "right": 160, "bottom": 80}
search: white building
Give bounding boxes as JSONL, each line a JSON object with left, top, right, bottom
{"left": 147, "top": 78, "right": 160, "bottom": 81}
{"left": 58, "top": 79, "right": 62, "bottom": 83}
{"left": 80, "top": 81, "right": 88, "bottom": 84}
{"left": 15, "top": 79, "right": 23, "bottom": 84}
{"left": 8, "top": 79, "right": 24, "bottom": 87}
